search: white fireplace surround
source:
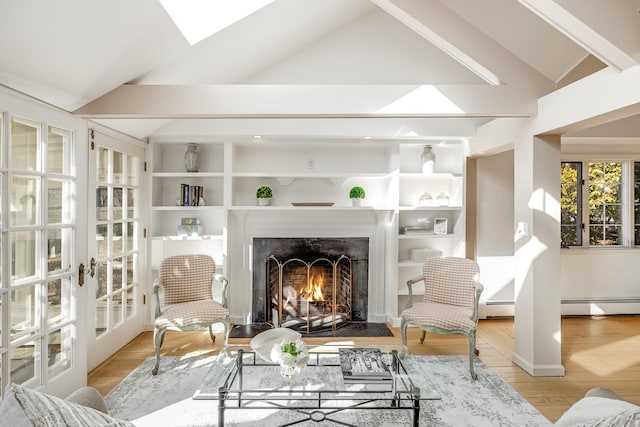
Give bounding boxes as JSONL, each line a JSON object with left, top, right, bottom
{"left": 226, "top": 208, "right": 395, "bottom": 326}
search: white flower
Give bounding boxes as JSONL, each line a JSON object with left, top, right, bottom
{"left": 270, "top": 338, "right": 309, "bottom": 367}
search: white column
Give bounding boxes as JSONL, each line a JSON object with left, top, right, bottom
{"left": 512, "top": 134, "right": 565, "bottom": 376}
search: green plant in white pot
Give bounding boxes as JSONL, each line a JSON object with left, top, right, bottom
{"left": 256, "top": 186, "right": 273, "bottom": 206}
{"left": 349, "top": 186, "right": 366, "bottom": 207}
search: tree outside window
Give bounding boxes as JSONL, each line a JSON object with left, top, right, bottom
{"left": 561, "top": 162, "right": 581, "bottom": 247}
{"left": 561, "top": 161, "right": 626, "bottom": 247}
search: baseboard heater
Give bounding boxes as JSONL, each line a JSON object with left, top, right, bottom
{"left": 560, "top": 297, "right": 640, "bottom": 304}
{"left": 484, "top": 298, "right": 640, "bottom": 305}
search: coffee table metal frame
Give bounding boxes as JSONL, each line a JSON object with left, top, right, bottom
{"left": 196, "top": 348, "right": 439, "bottom": 426}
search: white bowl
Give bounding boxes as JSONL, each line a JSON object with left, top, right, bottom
{"left": 249, "top": 327, "right": 302, "bottom": 362}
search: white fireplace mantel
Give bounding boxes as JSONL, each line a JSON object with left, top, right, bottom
{"left": 226, "top": 208, "right": 395, "bottom": 325}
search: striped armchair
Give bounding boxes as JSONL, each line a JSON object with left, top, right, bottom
{"left": 401, "top": 256, "right": 483, "bottom": 379}
{"left": 152, "top": 254, "right": 230, "bottom": 375}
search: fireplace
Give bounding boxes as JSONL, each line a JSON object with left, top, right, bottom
{"left": 252, "top": 237, "right": 369, "bottom": 332}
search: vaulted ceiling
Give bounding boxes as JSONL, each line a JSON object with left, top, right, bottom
{"left": 1, "top": 0, "right": 639, "bottom": 141}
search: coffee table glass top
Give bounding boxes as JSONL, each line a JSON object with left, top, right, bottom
{"left": 193, "top": 344, "right": 441, "bottom": 401}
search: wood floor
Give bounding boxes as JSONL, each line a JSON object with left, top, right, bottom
{"left": 88, "top": 315, "right": 640, "bottom": 422}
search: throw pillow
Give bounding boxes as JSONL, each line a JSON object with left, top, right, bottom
{"left": 555, "top": 396, "right": 640, "bottom": 427}
{"left": 0, "top": 383, "right": 134, "bottom": 427}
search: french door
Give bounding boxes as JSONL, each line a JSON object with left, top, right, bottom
{"left": 0, "top": 102, "right": 87, "bottom": 397}
{"left": 86, "top": 129, "right": 146, "bottom": 370}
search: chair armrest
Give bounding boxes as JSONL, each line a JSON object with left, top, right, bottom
{"left": 471, "top": 280, "right": 484, "bottom": 321}
{"left": 404, "top": 275, "right": 424, "bottom": 309}
{"left": 215, "top": 273, "right": 229, "bottom": 308}
{"left": 152, "top": 278, "right": 162, "bottom": 318}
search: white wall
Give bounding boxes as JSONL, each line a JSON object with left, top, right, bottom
{"left": 475, "top": 150, "right": 515, "bottom": 312}
{"left": 474, "top": 141, "right": 640, "bottom": 316}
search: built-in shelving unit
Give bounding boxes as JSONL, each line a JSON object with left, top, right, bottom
{"left": 147, "top": 139, "right": 466, "bottom": 325}
{"left": 395, "top": 142, "right": 466, "bottom": 316}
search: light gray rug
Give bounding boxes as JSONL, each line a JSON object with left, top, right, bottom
{"left": 105, "top": 354, "right": 552, "bottom": 426}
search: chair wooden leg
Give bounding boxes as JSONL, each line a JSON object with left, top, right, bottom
{"left": 208, "top": 325, "right": 216, "bottom": 343}
{"left": 468, "top": 333, "right": 477, "bottom": 380}
{"left": 152, "top": 328, "right": 165, "bottom": 376}
{"left": 400, "top": 319, "right": 410, "bottom": 358}
{"left": 419, "top": 330, "right": 426, "bottom": 344}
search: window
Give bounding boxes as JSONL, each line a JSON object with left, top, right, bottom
{"left": 561, "top": 160, "right": 640, "bottom": 247}
{"left": 635, "top": 162, "right": 640, "bottom": 244}
{"left": 561, "top": 162, "right": 582, "bottom": 246}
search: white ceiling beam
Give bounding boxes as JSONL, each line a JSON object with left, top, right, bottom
{"left": 518, "top": 0, "right": 638, "bottom": 72}
{"left": 73, "top": 84, "right": 535, "bottom": 118}
{"left": 371, "top": 0, "right": 501, "bottom": 85}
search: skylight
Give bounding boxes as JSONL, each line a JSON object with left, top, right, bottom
{"left": 376, "top": 86, "right": 464, "bottom": 114}
{"left": 159, "top": 0, "right": 274, "bottom": 45}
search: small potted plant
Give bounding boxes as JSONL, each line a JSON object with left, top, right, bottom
{"left": 349, "top": 186, "right": 366, "bottom": 207}
{"left": 256, "top": 185, "right": 273, "bottom": 206}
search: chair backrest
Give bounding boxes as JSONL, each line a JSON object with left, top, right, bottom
{"left": 422, "top": 256, "right": 480, "bottom": 308}
{"left": 159, "top": 254, "right": 216, "bottom": 305}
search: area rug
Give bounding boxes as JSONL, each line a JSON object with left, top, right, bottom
{"left": 229, "top": 322, "right": 394, "bottom": 338}
{"left": 105, "top": 354, "right": 552, "bottom": 427}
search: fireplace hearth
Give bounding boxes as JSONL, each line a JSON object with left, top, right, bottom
{"left": 252, "top": 237, "right": 369, "bottom": 331}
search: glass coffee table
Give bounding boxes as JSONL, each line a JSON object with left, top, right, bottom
{"left": 193, "top": 344, "right": 440, "bottom": 426}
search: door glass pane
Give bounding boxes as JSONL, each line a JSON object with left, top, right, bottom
{"left": 47, "top": 127, "right": 68, "bottom": 174}
{"left": 10, "top": 286, "right": 37, "bottom": 341}
{"left": 95, "top": 299, "right": 107, "bottom": 337}
{"left": 10, "top": 175, "right": 39, "bottom": 226}
{"left": 96, "top": 186, "right": 108, "bottom": 221}
{"left": 126, "top": 287, "right": 135, "bottom": 318}
{"left": 47, "top": 179, "right": 63, "bottom": 224}
{"left": 126, "top": 254, "right": 136, "bottom": 287}
{"left": 47, "top": 229, "right": 62, "bottom": 274}
{"left": 113, "top": 151, "right": 124, "bottom": 184}
{"left": 127, "top": 155, "right": 137, "bottom": 185}
{"left": 11, "top": 344, "right": 37, "bottom": 385}
{"left": 96, "top": 263, "right": 108, "bottom": 299}
{"left": 48, "top": 325, "right": 72, "bottom": 378}
{"left": 11, "top": 231, "right": 38, "bottom": 282}
{"left": 126, "top": 222, "right": 135, "bottom": 253}
{"left": 10, "top": 118, "right": 38, "bottom": 171}
{"left": 96, "top": 224, "right": 108, "bottom": 257}
{"left": 127, "top": 188, "right": 136, "bottom": 219}
{"left": 112, "top": 292, "right": 123, "bottom": 326}
{"left": 97, "top": 147, "right": 108, "bottom": 182}
{"left": 113, "top": 187, "right": 123, "bottom": 220}
{"left": 113, "top": 223, "right": 123, "bottom": 255}
{"left": 112, "top": 257, "right": 123, "bottom": 292}
{"left": 47, "top": 279, "right": 64, "bottom": 326}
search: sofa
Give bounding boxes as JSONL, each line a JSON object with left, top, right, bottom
{"left": 1, "top": 382, "right": 638, "bottom": 426}
{"left": 554, "top": 387, "right": 640, "bottom": 426}
{"left": 0, "top": 383, "right": 132, "bottom": 426}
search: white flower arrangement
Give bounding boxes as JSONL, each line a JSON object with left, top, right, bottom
{"left": 270, "top": 338, "right": 309, "bottom": 369}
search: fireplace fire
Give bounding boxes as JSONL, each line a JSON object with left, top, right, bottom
{"left": 267, "top": 255, "right": 352, "bottom": 333}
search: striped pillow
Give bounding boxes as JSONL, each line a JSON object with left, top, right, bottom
{"left": 0, "top": 383, "right": 133, "bottom": 427}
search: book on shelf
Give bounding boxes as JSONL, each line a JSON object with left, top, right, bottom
{"left": 179, "top": 184, "right": 204, "bottom": 206}
{"left": 339, "top": 348, "right": 392, "bottom": 382}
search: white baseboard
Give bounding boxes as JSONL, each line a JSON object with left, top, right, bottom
{"left": 512, "top": 352, "right": 565, "bottom": 377}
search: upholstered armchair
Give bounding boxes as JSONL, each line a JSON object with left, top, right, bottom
{"left": 152, "top": 254, "right": 230, "bottom": 375}
{"left": 401, "top": 256, "right": 483, "bottom": 379}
